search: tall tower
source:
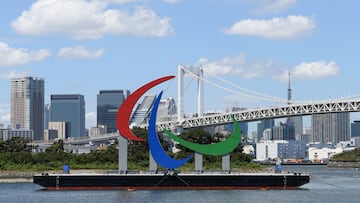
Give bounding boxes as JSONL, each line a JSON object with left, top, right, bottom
{"left": 51, "top": 94, "right": 85, "bottom": 138}
{"left": 287, "top": 71, "right": 292, "bottom": 105}
{"left": 177, "top": 65, "right": 203, "bottom": 121}
{"left": 97, "top": 90, "right": 130, "bottom": 133}
{"left": 10, "top": 77, "right": 44, "bottom": 140}
{"left": 286, "top": 71, "right": 303, "bottom": 138}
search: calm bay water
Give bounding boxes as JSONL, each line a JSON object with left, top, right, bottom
{"left": 1, "top": 165, "right": 359, "bottom": 203}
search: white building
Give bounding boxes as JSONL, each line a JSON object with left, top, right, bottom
{"left": 90, "top": 125, "right": 107, "bottom": 137}
{"left": 308, "top": 147, "right": 343, "bottom": 162}
{"left": 256, "top": 140, "right": 307, "bottom": 161}
{"left": 262, "top": 128, "right": 272, "bottom": 141}
{"left": 256, "top": 140, "right": 287, "bottom": 161}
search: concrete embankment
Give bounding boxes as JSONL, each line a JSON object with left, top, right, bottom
{"left": 0, "top": 171, "right": 36, "bottom": 183}
{"left": 327, "top": 161, "right": 360, "bottom": 168}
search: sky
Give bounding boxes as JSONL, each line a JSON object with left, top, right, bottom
{"left": 1, "top": 0, "right": 360, "bottom": 131}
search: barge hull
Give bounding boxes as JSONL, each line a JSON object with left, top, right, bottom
{"left": 34, "top": 173, "right": 309, "bottom": 190}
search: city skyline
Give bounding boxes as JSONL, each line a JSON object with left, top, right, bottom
{"left": 1, "top": 0, "right": 360, "bottom": 129}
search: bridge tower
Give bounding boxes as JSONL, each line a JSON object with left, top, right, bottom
{"left": 177, "top": 65, "right": 204, "bottom": 122}
{"left": 177, "top": 65, "right": 205, "bottom": 172}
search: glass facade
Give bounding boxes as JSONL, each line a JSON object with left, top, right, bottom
{"left": 257, "top": 119, "right": 275, "bottom": 141}
{"left": 351, "top": 121, "right": 360, "bottom": 137}
{"left": 50, "top": 94, "right": 85, "bottom": 138}
{"left": 97, "top": 90, "right": 130, "bottom": 133}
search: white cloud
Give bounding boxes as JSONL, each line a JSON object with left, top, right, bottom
{"left": 275, "top": 61, "right": 340, "bottom": 81}
{"left": 0, "top": 42, "right": 51, "bottom": 67}
{"left": 163, "top": 0, "right": 181, "bottom": 4}
{"left": 0, "top": 70, "right": 32, "bottom": 79}
{"left": 58, "top": 46, "right": 105, "bottom": 59}
{"left": 108, "top": 0, "right": 146, "bottom": 3}
{"left": 11, "top": 0, "right": 173, "bottom": 39}
{"left": 223, "top": 15, "right": 315, "bottom": 40}
{"left": 252, "top": 0, "right": 297, "bottom": 15}
{"left": 197, "top": 53, "right": 273, "bottom": 79}
{"left": 86, "top": 112, "right": 97, "bottom": 129}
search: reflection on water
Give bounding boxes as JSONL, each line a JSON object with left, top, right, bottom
{"left": 0, "top": 165, "right": 359, "bottom": 203}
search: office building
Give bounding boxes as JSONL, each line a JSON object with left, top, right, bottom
{"left": 44, "top": 129, "right": 58, "bottom": 142}
{"left": 130, "top": 94, "right": 156, "bottom": 125}
{"left": 48, "top": 121, "right": 68, "bottom": 140}
{"left": 10, "top": 77, "right": 44, "bottom": 140}
{"left": 283, "top": 118, "right": 296, "bottom": 140}
{"left": 272, "top": 124, "right": 284, "bottom": 140}
{"left": 157, "top": 97, "right": 177, "bottom": 122}
{"left": 257, "top": 119, "right": 275, "bottom": 141}
{"left": 50, "top": 94, "right": 85, "bottom": 138}
{"left": 44, "top": 104, "right": 51, "bottom": 130}
{"left": 0, "top": 128, "right": 34, "bottom": 141}
{"left": 311, "top": 112, "right": 350, "bottom": 144}
{"left": 97, "top": 90, "right": 130, "bottom": 133}
{"left": 256, "top": 140, "right": 306, "bottom": 161}
{"left": 351, "top": 120, "right": 360, "bottom": 137}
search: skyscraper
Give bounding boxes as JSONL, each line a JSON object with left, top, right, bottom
{"left": 257, "top": 119, "right": 275, "bottom": 141}
{"left": 44, "top": 104, "right": 51, "bottom": 130}
{"left": 311, "top": 112, "right": 350, "bottom": 144}
{"left": 351, "top": 121, "right": 360, "bottom": 137}
{"left": 157, "top": 97, "right": 177, "bottom": 122}
{"left": 10, "top": 77, "right": 44, "bottom": 140}
{"left": 50, "top": 94, "right": 85, "bottom": 138}
{"left": 130, "top": 94, "right": 156, "bottom": 125}
{"left": 97, "top": 90, "right": 130, "bottom": 133}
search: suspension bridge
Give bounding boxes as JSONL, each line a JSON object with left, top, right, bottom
{"left": 55, "top": 65, "right": 360, "bottom": 145}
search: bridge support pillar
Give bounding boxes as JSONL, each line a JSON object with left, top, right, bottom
{"left": 118, "top": 135, "right": 128, "bottom": 173}
{"left": 149, "top": 151, "right": 157, "bottom": 173}
{"left": 195, "top": 153, "right": 203, "bottom": 172}
{"left": 222, "top": 154, "right": 230, "bottom": 173}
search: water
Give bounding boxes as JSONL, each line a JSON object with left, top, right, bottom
{"left": 1, "top": 165, "right": 359, "bottom": 203}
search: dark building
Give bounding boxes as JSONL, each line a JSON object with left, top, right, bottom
{"left": 283, "top": 118, "right": 296, "bottom": 140}
{"left": 351, "top": 120, "right": 360, "bottom": 137}
{"left": 97, "top": 90, "right": 130, "bottom": 133}
{"left": 50, "top": 94, "right": 85, "bottom": 138}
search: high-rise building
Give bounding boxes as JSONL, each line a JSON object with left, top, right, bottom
{"left": 283, "top": 118, "right": 296, "bottom": 140}
{"left": 351, "top": 120, "right": 360, "bottom": 137}
{"left": 311, "top": 113, "right": 350, "bottom": 144}
{"left": 50, "top": 94, "right": 85, "bottom": 138}
{"left": 257, "top": 119, "right": 275, "bottom": 141}
{"left": 44, "top": 104, "right": 51, "bottom": 130}
{"left": 157, "top": 97, "right": 177, "bottom": 122}
{"left": 10, "top": 77, "right": 44, "bottom": 140}
{"left": 272, "top": 124, "right": 284, "bottom": 140}
{"left": 130, "top": 94, "right": 156, "bottom": 125}
{"left": 97, "top": 90, "right": 130, "bottom": 133}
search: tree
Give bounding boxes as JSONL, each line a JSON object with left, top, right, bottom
{"left": 45, "top": 139, "right": 65, "bottom": 153}
{"left": 1, "top": 137, "right": 32, "bottom": 152}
